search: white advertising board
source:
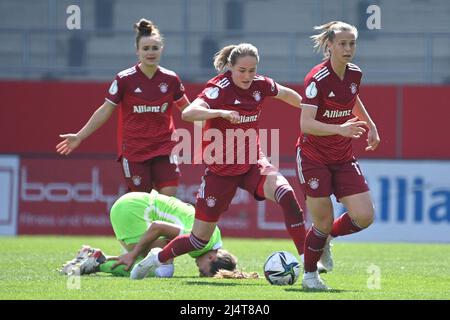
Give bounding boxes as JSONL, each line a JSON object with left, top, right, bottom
{"left": 0, "top": 155, "right": 19, "bottom": 235}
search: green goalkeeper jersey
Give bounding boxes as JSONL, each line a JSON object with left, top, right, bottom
{"left": 110, "top": 191, "right": 222, "bottom": 258}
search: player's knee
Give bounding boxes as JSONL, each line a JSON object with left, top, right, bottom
{"left": 190, "top": 233, "right": 209, "bottom": 250}
{"left": 313, "top": 220, "right": 333, "bottom": 234}
{"left": 351, "top": 213, "right": 373, "bottom": 229}
{"left": 359, "top": 214, "right": 374, "bottom": 228}
{"left": 274, "top": 174, "right": 289, "bottom": 186}
{"left": 353, "top": 206, "right": 375, "bottom": 228}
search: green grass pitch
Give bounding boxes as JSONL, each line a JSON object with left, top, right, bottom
{"left": 0, "top": 236, "right": 449, "bottom": 300}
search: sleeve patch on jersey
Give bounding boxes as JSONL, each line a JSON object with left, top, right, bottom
{"left": 270, "top": 79, "right": 277, "bottom": 92}
{"left": 305, "top": 81, "right": 318, "bottom": 99}
{"left": 109, "top": 79, "right": 118, "bottom": 95}
{"left": 204, "top": 87, "right": 219, "bottom": 100}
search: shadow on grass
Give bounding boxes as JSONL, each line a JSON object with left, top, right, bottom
{"left": 184, "top": 280, "right": 261, "bottom": 287}
{"left": 284, "top": 287, "right": 357, "bottom": 294}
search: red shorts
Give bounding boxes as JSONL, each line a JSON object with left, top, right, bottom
{"left": 195, "top": 159, "right": 276, "bottom": 222}
{"left": 295, "top": 147, "right": 369, "bottom": 200}
{"left": 120, "top": 155, "right": 180, "bottom": 192}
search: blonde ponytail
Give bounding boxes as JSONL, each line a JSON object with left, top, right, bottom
{"left": 214, "top": 269, "right": 259, "bottom": 279}
{"left": 213, "top": 45, "right": 237, "bottom": 72}
{"left": 311, "top": 21, "right": 358, "bottom": 59}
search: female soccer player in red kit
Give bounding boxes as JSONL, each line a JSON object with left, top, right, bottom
{"left": 297, "top": 21, "right": 380, "bottom": 290}
{"left": 128, "top": 43, "right": 308, "bottom": 280}
{"left": 56, "top": 19, "right": 190, "bottom": 196}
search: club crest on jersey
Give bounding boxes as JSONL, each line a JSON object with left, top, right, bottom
{"left": 206, "top": 196, "right": 217, "bottom": 208}
{"left": 205, "top": 87, "right": 219, "bottom": 99}
{"left": 109, "top": 80, "right": 118, "bottom": 95}
{"left": 161, "top": 102, "right": 169, "bottom": 113}
{"left": 306, "top": 82, "right": 318, "bottom": 98}
{"left": 132, "top": 175, "right": 142, "bottom": 186}
{"left": 350, "top": 83, "right": 357, "bottom": 95}
{"left": 159, "top": 83, "right": 168, "bottom": 93}
{"left": 253, "top": 91, "right": 261, "bottom": 102}
{"left": 308, "top": 178, "right": 319, "bottom": 190}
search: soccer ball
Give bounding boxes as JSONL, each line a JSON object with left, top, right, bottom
{"left": 263, "top": 251, "right": 301, "bottom": 285}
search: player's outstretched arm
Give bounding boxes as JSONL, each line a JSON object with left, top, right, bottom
{"left": 56, "top": 101, "right": 115, "bottom": 155}
{"left": 275, "top": 84, "right": 302, "bottom": 108}
{"left": 110, "top": 221, "right": 182, "bottom": 270}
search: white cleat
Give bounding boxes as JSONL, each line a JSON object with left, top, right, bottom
{"left": 75, "top": 245, "right": 93, "bottom": 260}
{"left": 317, "top": 238, "right": 333, "bottom": 273}
{"left": 302, "top": 271, "right": 330, "bottom": 290}
{"left": 60, "top": 248, "right": 105, "bottom": 275}
{"left": 130, "top": 247, "right": 162, "bottom": 280}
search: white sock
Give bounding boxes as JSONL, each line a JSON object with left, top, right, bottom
{"left": 304, "top": 271, "right": 319, "bottom": 278}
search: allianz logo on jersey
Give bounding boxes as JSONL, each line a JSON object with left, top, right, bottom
{"left": 239, "top": 114, "right": 258, "bottom": 123}
{"left": 323, "top": 109, "right": 352, "bottom": 118}
{"left": 133, "top": 102, "right": 169, "bottom": 113}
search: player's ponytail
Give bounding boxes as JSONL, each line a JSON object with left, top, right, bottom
{"left": 213, "top": 43, "right": 259, "bottom": 73}
{"left": 214, "top": 269, "right": 259, "bottom": 279}
{"left": 311, "top": 21, "right": 358, "bottom": 59}
{"left": 209, "top": 249, "right": 259, "bottom": 279}
{"left": 213, "top": 45, "right": 237, "bottom": 73}
{"left": 134, "top": 18, "right": 164, "bottom": 49}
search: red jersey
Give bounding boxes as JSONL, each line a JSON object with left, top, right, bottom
{"left": 198, "top": 71, "right": 279, "bottom": 176}
{"left": 105, "top": 65, "right": 188, "bottom": 162}
{"left": 297, "top": 59, "right": 362, "bottom": 164}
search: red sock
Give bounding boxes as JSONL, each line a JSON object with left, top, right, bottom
{"left": 158, "top": 233, "right": 209, "bottom": 263}
{"left": 275, "top": 185, "right": 306, "bottom": 256}
{"left": 330, "top": 212, "right": 364, "bottom": 238}
{"left": 304, "top": 226, "right": 328, "bottom": 272}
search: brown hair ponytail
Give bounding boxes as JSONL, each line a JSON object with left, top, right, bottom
{"left": 134, "top": 18, "right": 164, "bottom": 49}
{"left": 209, "top": 249, "right": 259, "bottom": 279}
{"left": 213, "top": 43, "right": 259, "bottom": 73}
{"left": 213, "top": 45, "right": 237, "bottom": 73}
{"left": 214, "top": 269, "right": 259, "bottom": 279}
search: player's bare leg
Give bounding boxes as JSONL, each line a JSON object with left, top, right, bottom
{"left": 338, "top": 192, "right": 374, "bottom": 231}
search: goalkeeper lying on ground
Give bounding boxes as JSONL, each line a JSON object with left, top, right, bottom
{"left": 60, "top": 191, "right": 256, "bottom": 279}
